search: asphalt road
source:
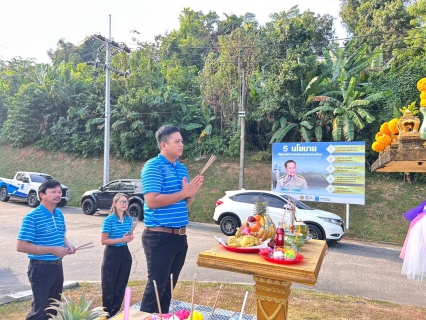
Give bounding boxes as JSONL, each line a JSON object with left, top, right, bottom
{"left": 1, "top": 200, "right": 425, "bottom": 308}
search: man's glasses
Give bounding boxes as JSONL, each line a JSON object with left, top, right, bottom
{"left": 118, "top": 200, "right": 129, "bottom": 205}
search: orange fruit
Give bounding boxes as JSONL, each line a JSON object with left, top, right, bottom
{"left": 249, "top": 222, "right": 261, "bottom": 232}
{"left": 255, "top": 215, "right": 261, "bottom": 222}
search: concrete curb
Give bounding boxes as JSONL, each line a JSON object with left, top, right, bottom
{"left": 0, "top": 281, "right": 79, "bottom": 305}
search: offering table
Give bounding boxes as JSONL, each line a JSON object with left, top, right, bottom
{"left": 196, "top": 240, "right": 327, "bottom": 320}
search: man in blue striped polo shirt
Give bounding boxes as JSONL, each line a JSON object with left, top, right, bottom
{"left": 140, "top": 125, "right": 204, "bottom": 314}
{"left": 17, "top": 179, "right": 76, "bottom": 320}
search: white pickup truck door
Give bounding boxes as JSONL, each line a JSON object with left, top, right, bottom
{"left": 11, "top": 172, "right": 30, "bottom": 198}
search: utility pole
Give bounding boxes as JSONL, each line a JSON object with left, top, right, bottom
{"left": 85, "top": 15, "right": 131, "bottom": 186}
{"left": 104, "top": 15, "right": 111, "bottom": 187}
{"left": 239, "top": 67, "right": 246, "bottom": 189}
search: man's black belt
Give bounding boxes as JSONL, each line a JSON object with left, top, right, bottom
{"left": 145, "top": 226, "right": 186, "bottom": 235}
{"left": 30, "top": 259, "right": 62, "bottom": 265}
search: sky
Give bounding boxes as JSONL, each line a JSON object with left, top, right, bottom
{"left": 0, "top": 0, "right": 346, "bottom": 64}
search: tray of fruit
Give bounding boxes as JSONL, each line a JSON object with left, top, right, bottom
{"left": 259, "top": 247, "right": 304, "bottom": 264}
{"left": 214, "top": 236, "right": 269, "bottom": 253}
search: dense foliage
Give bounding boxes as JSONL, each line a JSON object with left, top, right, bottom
{"left": 1, "top": 3, "right": 426, "bottom": 164}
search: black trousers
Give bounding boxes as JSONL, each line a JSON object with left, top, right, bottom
{"left": 101, "top": 245, "right": 132, "bottom": 318}
{"left": 26, "top": 261, "right": 64, "bottom": 320}
{"left": 140, "top": 229, "right": 188, "bottom": 313}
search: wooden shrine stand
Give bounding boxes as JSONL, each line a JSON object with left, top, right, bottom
{"left": 196, "top": 240, "right": 327, "bottom": 320}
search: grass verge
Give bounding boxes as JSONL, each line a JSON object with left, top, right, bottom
{"left": 1, "top": 281, "right": 425, "bottom": 320}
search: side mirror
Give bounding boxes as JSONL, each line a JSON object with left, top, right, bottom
{"left": 99, "top": 186, "right": 104, "bottom": 191}
{"left": 22, "top": 178, "right": 29, "bottom": 183}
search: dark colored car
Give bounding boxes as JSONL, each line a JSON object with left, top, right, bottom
{"left": 80, "top": 179, "right": 144, "bottom": 221}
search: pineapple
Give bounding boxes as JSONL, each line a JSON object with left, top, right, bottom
{"left": 254, "top": 201, "right": 268, "bottom": 216}
{"left": 46, "top": 292, "right": 109, "bottom": 320}
{"left": 253, "top": 201, "right": 276, "bottom": 241}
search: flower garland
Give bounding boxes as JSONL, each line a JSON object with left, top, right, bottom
{"left": 372, "top": 77, "right": 426, "bottom": 153}
{"left": 372, "top": 119, "right": 399, "bottom": 152}
{"left": 418, "top": 77, "right": 426, "bottom": 107}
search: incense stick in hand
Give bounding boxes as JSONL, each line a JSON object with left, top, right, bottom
{"left": 199, "top": 154, "right": 216, "bottom": 175}
{"left": 75, "top": 242, "right": 94, "bottom": 250}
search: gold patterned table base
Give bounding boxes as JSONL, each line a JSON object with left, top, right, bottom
{"left": 253, "top": 275, "right": 291, "bottom": 320}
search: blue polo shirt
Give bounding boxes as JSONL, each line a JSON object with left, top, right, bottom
{"left": 17, "top": 204, "right": 66, "bottom": 261}
{"left": 141, "top": 154, "right": 190, "bottom": 228}
{"left": 101, "top": 214, "right": 133, "bottom": 247}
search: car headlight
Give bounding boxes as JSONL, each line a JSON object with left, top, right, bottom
{"left": 318, "top": 217, "right": 342, "bottom": 225}
{"left": 66, "top": 190, "right": 70, "bottom": 197}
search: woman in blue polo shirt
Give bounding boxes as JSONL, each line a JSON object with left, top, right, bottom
{"left": 101, "top": 193, "right": 134, "bottom": 318}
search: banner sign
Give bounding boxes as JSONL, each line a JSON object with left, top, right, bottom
{"left": 272, "top": 142, "right": 365, "bottom": 205}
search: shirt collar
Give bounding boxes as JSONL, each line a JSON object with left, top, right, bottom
{"left": 39, "top": 204, "right": 60, "bottom": 218}
{"left": 158, "top": 154, "right": 179, "bottom": 166}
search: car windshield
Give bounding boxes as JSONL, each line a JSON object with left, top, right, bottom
{"left": 280, "top": 194, "right": 313, "bottom": 210}
{"left": 30, "top": 174, "right": 54, "bottom": 183}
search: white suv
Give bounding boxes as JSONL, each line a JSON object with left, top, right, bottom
{"left": 213, "top": 190, "right": 344, "bottom": 241}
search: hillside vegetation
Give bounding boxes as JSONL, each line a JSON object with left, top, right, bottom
{"left": 1, "top": 144, "right": 423, "bottom": 245}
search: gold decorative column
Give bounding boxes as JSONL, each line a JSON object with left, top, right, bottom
{"left": 253, "top": 276, "right": 291, "bottom": 320}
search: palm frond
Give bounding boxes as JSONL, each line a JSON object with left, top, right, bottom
{"left": 303, "top": 105, "right": 335, "bottom": 118}
{"left": 315, "top": 126, "right": 323, "bottom": 142}
{"left": 343, "top": 117, "right": 354, "bottom": 141}
{"left": 300, "top": 120, "right": 313, "bottom": 129}
{"left": 269, "top": 123, "right": 298, "bottom": 143}
{"left": 364, "top": 90, "right": 393, "bottom": 102}
{"left": 348, "top": 110, "right": 364, "bottom": 130}
{"left": 300, "top": 126, "right": 311, "bottom": 142}
{"left": 356, "top": 108, "right": 375, "bottom": 123}
{"left": 348, "top": 100, "right": 370, "bottom": 108}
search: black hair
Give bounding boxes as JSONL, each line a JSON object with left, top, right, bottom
{"left": 38, "top": 179, "right": 61, "bottom": 194}
{"left": 155, "top": 125, "right": 180, "bottom": 150}
{"left": 284, "top": 160, "right": 296, "bottom": 168}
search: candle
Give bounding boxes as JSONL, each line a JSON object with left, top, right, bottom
{"left": 123, "top": 287, "right": 131, "bottom": 320}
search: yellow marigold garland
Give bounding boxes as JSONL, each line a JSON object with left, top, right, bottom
{"left": 372, "top": 141, "right": 383, "bottom": 152}
{"left": 376, "top": 135, "right": 391, "bottom": 150}
{"left": 417, "top": 78, "right": 426, "bottom": 92}
{"left": 380, "top": 122, "right": 391, "bottom": 135}
{"left": 387, "top": 118, "right": 399, "bottom": 135}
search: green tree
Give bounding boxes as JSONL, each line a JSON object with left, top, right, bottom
{"left": 397, "top": 0, "right": 426, "bottom": 61}
{"left": 254, "top": 6, "right": 335, "bottom": 144}
{"left": 339, "top": 0, "right": 412, "bottom": 60}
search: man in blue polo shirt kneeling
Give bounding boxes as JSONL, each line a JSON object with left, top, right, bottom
{"left": 17, "top": 179, "right": 76, "bottom": 320}
{"left": 140, "top": 125, "right": 204, "bottom": 314}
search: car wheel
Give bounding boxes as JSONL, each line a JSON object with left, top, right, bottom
{"left": 0, "top": 187, "right": 9, "bottom": 202}
{"left": 82, "top": 198, "right": 97, "bottom": 215}
{"left": 307, "top": 224, "right": 324, "bottom": 240}
{"left": 129, "top": 203, "right": 143, "bottom": 221}
{"left": 28, "top": 192, "right": 40, "bottom": 207}
{"left": 220, "top": 215, "right": 240, "bottom": 236}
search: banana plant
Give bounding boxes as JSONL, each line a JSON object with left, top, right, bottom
{"left": 313, "top": 72, "right": 392, "bottom": 141}
{"left": 180, "top": 105, "right": 217, "bottom": 136}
